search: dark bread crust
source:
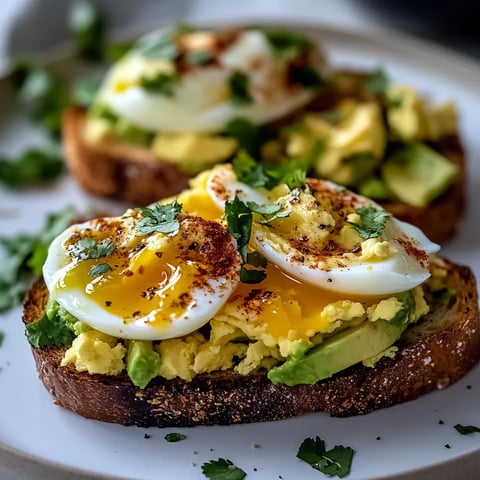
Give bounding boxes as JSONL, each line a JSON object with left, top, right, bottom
{"left": 62, "top": 107, "right": 192, "bottom": 206}
{"left": 62, "top": 103, "right": 465, "bottom": 243}
{"left": 23, "top": 257, "right": 480, "bottom": 427}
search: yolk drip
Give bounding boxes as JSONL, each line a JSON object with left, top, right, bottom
{"left": 62, "top": 241, "right": 201, "bottom": 327}
{"left": 234, "top": 262, "right": 384, "bottom": 340}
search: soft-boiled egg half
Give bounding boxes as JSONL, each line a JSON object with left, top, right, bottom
{"left": 207, "top": 164, "right": 440, "bottom": 296}
{"left": 43, "top": 212, "right": 242, "bottom": 340}
{"left": 95, "top": 26, "right": 324, "bottom": 133}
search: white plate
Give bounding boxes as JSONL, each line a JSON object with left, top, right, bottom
{"left": 1, "top": 21, "right": 480, "bottom": 480}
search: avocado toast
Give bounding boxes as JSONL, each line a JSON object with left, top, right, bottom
{"left": 22, "top": 165, "right": 480, "bottom": 427}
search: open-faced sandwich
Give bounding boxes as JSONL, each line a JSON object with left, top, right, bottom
{"left": 23, "top": 161, "right": 479, "bottom": 427}
{"left": 63, "top": 24, "right": 465, "bottom": 243}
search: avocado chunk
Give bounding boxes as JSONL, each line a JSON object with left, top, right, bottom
{"left": 126, "top": 340, "right": 161, "bottom": 389}
{"left": 382, "top": 143, "right": 457, "bottom": 207}
{"left": 267, "top": 319, "right": 407, "bottom": 386}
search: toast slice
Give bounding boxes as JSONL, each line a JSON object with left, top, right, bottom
{"left": 22, "top": 256, "right": 480, "bottom": 427}
{"left": 62, "top": 101, "right": 465, "bottom": 244}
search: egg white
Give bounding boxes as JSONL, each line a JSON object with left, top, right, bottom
{"left": 206, "top": 165, "right": 440, "bottom": 296}
{"left": 43, "top": 220, "right": 241, "bottom": 341}
{"left": 99, "top": 29, "right": 318, "bottom": 133}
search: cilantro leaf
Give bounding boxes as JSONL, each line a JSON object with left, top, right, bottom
{"left": 0, "top": 147, "right": 64, "bottom": 189}
{"left": 69, "top": 0, "right": 104, "bottom": 61}
{"left": 363, "top": 68, "right": 390, "bottom": 95}
{"left": 229, "top": 72, "right": 252, "bottom": 105}
{"left": 201, "top": 458, "right": 246, "bottom": 480}
{"left": 232, "top": 150, "right": 306, "bottom": 190}
{"left": 290, "top": 65, "right": 325, "bottom": 89}
{"left": 454, "top": 424, "right": 480, "bottom": 435}
{"left": 263, "top": 29, "right": 313, "bottom": 59}
{"left": 246, "top": 251, "right": 267, "bottom": 268}
{"left": 186, "top": 50, "right": 213, "bottom": 65}
{"left": 223, "top": 118, "right": 265, "bottom": 157}
{"left": 240, "top": 266, "right": 267, "bottom": 284}
{"left": 224, "top": 196, "right": 252, "bottom": 263}
{"left": 71, "top": 76, "right": 102, "bottom": 107}
{"left": 15, "top": 65, "right": 69, "bottom": 137}
{"left": 347, "top": 206, "right": 391, "bottom": 240}
{"left": 140, "top": 73, "right": 177, "bottom": 96}
{"left": 25, "top": 310, "right": 76, "bottom": 348}
{"left": 164, "top": 432, "right": 186, "bottom": 442}
{"left": 246, "top": 200, "right": 290, "bottom": 223}
{"left": 0, "top": 207, "right": 75, "bottom": 312}
{"left": 297, "top": 436, "right": 355, "bottom": 478}
{"left": 0, "top": 331, "right": 4, "bottom": 347}
{"left": 135, "top": 200, "right": 183, "bottom": 235}
{"left": 88, "top": 262, "right": 112, "bottom": 277}
{"left": 135, "top": 29, "right": 179, "bottom": 60}
{"left": 69, "top": 237, "right": 115, "bottom": 260}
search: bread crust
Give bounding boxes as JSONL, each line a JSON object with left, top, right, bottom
{"left": 62, "top": 105, "right": 465, "bottom": 243}
{"left": 22, "top": 257, "right": 480, "bottom": 427}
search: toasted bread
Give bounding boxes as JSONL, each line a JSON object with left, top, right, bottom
{"left": 22, "top": 256, "right": 480, "bottom": 427}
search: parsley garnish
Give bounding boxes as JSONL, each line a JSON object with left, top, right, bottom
{"left": 454, "top": 424, "right": 480, "bottom": 435}
{"left": 263, "top": 29, "right": 313, "bottom": 59}
{"left": 0, "top": 207, "right": 75, "bottom": 312}
{"left": 229, "top": 72, "right": 252, "bottom": 105}
{"left": 88, "top": 263, "right": 112, "bottom": 277}
{"left": 247, "top": 201, "right": 290, "bottom": 224}
{"left": 290, "top": 65, "right": 325, "bottom": 89}
{"left": 347, "top": 206, "right": 390, "bottom": 240}
{"left": 201, "top": 458, "right": 246, "bottom": 480}
{"left": 68, "top": 0, "right": 105, "bottom": 61}
{"left": 232, "top": 150, "right": 306, "bottom": 190}
{"left": 140, "top": 73, "right": 177, "bottom": 96}
{"left": 297, "top": 436, "right": 355, "bottom": 478}
{"left": 69, "top": 237, "right": 115, "bottom": 260}
{"left": 0, "top": 331, "right": 4, "bottom": 347}
{"left": 135, "top": 200, "right": 183, "bottom": 235}
{"left": 223, "top": 118, "right": 265, "bottom": 157}
{"left": 363, "top": 68, "right": 390, "bottom": 95}
{"left": 0, "top": 147, "right": 64, "bottom": 189}
{"left": 164, "top": 432, "right": 186, "bottom": 442}
{"left": 225, "top": 196, "right": 267, "bottom": 285}
{"left": 25, "top": 310, "right": 76, "bottom": 348}
{"left": 186, "top": 50, "right": 213, "bottom": 65}
{"left": 136, "top": 29, "right": 179, "bottom": 60}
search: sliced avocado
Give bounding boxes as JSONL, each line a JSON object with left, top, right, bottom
{"left": 126, "top": 340, "right": 161, "bottom": 389}
{"left": 382, "top": 143, "right": 457, "bottom": 207}
{"left": 267, "top": 319, "right": 407, "bottom": 386}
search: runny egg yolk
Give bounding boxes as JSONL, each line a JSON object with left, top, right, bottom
{"left": 233, "top": 262, "right": 384, "bottom": 340}
{"left": 61, "top": 241, "right": 201, "bottom": 328}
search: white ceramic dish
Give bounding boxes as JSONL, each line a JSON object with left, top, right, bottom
{"left": 1, "top": 21, "right": 480, "bottom": 480}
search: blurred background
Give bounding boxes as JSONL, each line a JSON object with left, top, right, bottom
{"left": 0, "top": 0, "right": 479, "bottom": 75}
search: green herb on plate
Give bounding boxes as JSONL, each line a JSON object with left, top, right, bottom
{"left": 201, "top": 458, "right": 246, "bottom": 480}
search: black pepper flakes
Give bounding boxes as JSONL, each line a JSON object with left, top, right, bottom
{"left": 445, "top": 444, "right": 451, "bottom": 449}
{"left": 376, "top": 436, "right": 381, "bottom": 440}
{"left": 439, "top": 420, "right": 445, "bottom": 425}
{"left": 105, "top": 301, "right": 112, "bottom": 307}
{"left": 144, "top": 433, "right": 151, "bottom": 439}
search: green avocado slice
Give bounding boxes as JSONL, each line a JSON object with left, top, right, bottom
{"left": 267, "top": 319, "right": 407, "bottom": 386}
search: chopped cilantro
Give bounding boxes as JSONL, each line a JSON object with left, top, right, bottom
{"left": 140, "top": 73, "right": 177, "bottom": 96}
{"left": 135, "top": 200, "right": 183, "bottom": 235}
{"left": 224, "top": 196, "right": 252, "bottom": 263}
{"left": 69, "top": 237, "right": 115, "bottom": 261}
{"left": 186, "top": 50, "right": 213, "bottom": 65}
{"left": 223, "top": 118, "right": 265, "bottom": 156}
{"left": 240, "top": 266, "right": 267, "bottom": 284}
{"left": 15, "top": 65, "right": 70, "bottom": 137}
{"left": 290, "top": 65, "right": 325, "bottom": 89}
{"left": 68, "top": 0, "right": 104, "bottom": 61}
{"left": 232, "top": 150, "right": 306, "bottom": 190}
{"left": 164, "top": 432, "right": 187, "bottom": 442}
{"left": 88, "top": 262, "right": 112, "bottom": 277}
{"left": 246, "top": 200, "right": 290, "bottom": 224}
{"left": 391, "top": 291, "right": 416, "bottom": 325}
{"left": 347, "top": 206, "right": 391, "bottom": 240}
{"left": 0, "top": 207, "right": 75, "bottom": 312}
{"left": 262, "top": 29, "right": 313, "bottom": 59}
{"left": 297, "top": 436, "right": 355, "bottom": 478}
{"left": 454, "top": 424, "right": 480, "bottom": 435}
{"left": 71, "top": 76, "right": 102, "bottom": 107}
{"left": 246, "top": 251, "right": 267, "bottom": 268}
{"left": 363, "top": 68, "right": 390, "bottom": 95}
{"left": 0, "top": 331, "right": 3, "bottom": 347}
{"left": 25, "top": 309, "right": 76, "bottom": 348}
{"left": 0, "top": 147, "right": 64, "bottom": 189}
{"left": 229, "top": 72, "right": 252, "bottom": 105}
{"left": 201, "top": 458, "right": 246, "bottom": 480}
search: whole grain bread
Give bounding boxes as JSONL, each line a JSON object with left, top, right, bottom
{"left": 22, "top": 256, "right": 480, "bottom": 427}
{"left": 62, "top": 101, "right": 465, "bottom": 244}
